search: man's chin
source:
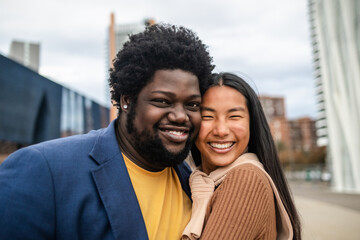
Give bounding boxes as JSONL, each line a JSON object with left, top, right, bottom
{"left": 164, "top": 144, "right": 187, "bottom": 155}
{"left": 164, "top": 144, "right": 193, "bottom": 165}
{"left": 131, "top": 127, "right": 194, "bottom": 168}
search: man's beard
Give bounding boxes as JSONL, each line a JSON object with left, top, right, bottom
{"left": 126, "top": 106, "right": 194, "bottom": 168}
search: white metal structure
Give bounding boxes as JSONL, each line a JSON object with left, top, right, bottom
{"left": 308, "top": 0, "right": 360, "bottom": 192}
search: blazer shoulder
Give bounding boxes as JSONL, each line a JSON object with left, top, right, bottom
{"left": 33, "top": 128, "right": 103, "bottom": 151}
{"left": 2, "top": 128, "right": 106, "bottom": 169}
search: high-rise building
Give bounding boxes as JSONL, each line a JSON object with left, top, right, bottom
{"left": 308, "top": 0, "right": 360, "bottom": 192}
{"left": 9, "top": 40, "right": 40, "bottom": 72}
{"left": 106, "top": 13, "right": 155, "bottom": 120}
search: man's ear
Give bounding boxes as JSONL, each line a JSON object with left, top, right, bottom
{"left": 120, "top": 95, "right": 131, "bottom": 112}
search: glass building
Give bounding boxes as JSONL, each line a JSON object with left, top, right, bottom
{"left": 0, "top": 54, "right": 109, "bottom": 151}
{"left": 308, "top": 0, "right": 360, "bottom": 192}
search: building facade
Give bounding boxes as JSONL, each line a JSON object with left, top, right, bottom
{"left": 259, "top": 95, "right": 291, "bottom": 148}
{"left": 259, "top": 95, "right": 318, "bottom": 166}
{"left": 288, "top": 117, "right": 317, "bottom": 153}
{"left": 0, "top": 54, "right": 109, "bottom": 153}
{"left": 9, "top": 40, "right": 40, "bottom": 72}
{"left": 308, "top": 0, "right": 360, "bottom": 192}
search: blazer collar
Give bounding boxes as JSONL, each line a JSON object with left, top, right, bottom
{"left": 90, "top": 120, "right": 148, "bottom": 239}
{"left": 89, "top": 120, "right": 121, "bottom": 166}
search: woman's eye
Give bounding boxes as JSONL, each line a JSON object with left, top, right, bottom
{"left": 230, "top": 115, "right": 242, "bottom": 119}
{"left": 201, "top": 115, "right": 213, "bottom": 120}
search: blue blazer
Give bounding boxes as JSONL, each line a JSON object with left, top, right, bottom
{"left": 0, "top": 120, "right": 192, "bottom": 240}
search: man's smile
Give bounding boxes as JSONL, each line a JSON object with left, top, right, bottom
{"left": 159, "top": 125, "right": 190, "bottom": 143}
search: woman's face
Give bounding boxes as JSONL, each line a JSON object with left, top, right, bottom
{"left": 196, "top": 85, "right": 250, "bottom": 174}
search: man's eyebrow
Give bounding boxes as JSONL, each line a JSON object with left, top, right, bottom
{"left": 151, "top": 91, "right": 176, "bottom": 97}
{"left": 151, "top": 91, "right": 201, "bottom": 99}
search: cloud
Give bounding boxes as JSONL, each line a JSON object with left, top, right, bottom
{"left": 0, "top": 0, "right": 316, "bottom": 119}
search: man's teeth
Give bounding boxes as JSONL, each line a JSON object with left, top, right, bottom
{"left": 210, "top": 143, "right": 233, "bottom": 149}
{"left": 168, "top": 130, "right": 185, "bottom": 136}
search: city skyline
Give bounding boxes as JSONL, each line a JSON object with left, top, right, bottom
{"left": 0, "top": 0, "right": 315, "bottom": 119}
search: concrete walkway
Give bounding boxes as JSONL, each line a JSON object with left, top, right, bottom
{"left": 295, "top": 196, "right": 360, "bottom": 240}
{"left": 291, "top": 181, "right": 360, "bottom": 240}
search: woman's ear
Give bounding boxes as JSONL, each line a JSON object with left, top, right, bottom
{"left": 120, "top": 95, "right": 131, "bottom": 112}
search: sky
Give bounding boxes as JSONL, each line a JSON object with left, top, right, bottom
{"left": 0, "top": 0, "right": 316, "bottom": 119}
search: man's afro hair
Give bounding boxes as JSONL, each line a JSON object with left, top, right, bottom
{"left": 109, "top": 23, "right": 214, "bottom": 110}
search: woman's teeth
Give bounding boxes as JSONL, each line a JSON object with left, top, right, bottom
{"left": 210, "top": 143, "right": 233, "bottom": 149}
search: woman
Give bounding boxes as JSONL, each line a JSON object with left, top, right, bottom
{"left": 182, "top": 72, "right": 301, "bottom": 239}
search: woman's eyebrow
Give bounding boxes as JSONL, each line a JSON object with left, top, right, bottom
{"left": 228, "top": 107, "right": 246, "bottom": 113}
{"left": 200, "top": 106, "right": 246, "bottom": 113}
{"left": 200, "top": 106, "right": 215, "bottom": 112}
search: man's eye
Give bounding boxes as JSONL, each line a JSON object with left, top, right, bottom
{"left": 186, "top": 102, "right": 200, "bottom": 111}
{"left": 152, "top": 99, "right": 170, "bottom": 106}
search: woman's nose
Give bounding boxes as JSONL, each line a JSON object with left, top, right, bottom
{"left": 212, "top": 120, "right": 229, "bottom": 137}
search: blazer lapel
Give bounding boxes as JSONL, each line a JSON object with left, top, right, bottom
{"left": 174, "top": 162, "right": 192, "bottom": 198}
{"left": 90, "top": 121, "right": 148, "bottom": 240}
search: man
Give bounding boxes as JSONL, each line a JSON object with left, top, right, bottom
{"left": 0, "top": 24, "right": 214, "bottom": 239}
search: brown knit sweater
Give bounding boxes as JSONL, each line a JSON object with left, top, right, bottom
{"left": 200, "top": 163, "right": 277, "bottom": 240}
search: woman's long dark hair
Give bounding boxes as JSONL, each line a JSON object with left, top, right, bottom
{"left": 192, "top": 72, "right": 301, "bottom": 240}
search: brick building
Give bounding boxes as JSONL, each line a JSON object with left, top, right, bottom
{"left": 259, "top": 95, "right": 317, "bottom": 155}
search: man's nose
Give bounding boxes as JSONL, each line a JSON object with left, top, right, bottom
{"left": 167, "top": 105, "right": 189, "bottom": 123}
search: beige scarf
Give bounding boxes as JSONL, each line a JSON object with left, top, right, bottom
{"left": 181, "top": 153, "right": 293, "bottom": 240}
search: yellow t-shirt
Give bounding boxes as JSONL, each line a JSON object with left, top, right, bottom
{"left": 123, "top": 154, "right": 192, "bottom": 240}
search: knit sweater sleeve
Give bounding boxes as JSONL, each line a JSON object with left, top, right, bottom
{"left": 200, "top": 164, "right": 277, "bottom": 240}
